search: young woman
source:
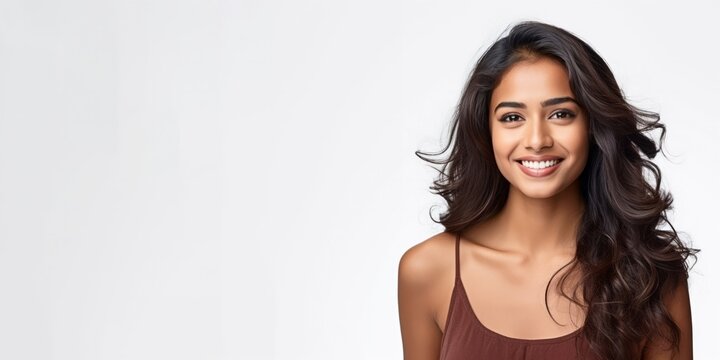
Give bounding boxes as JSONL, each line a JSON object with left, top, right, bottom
{"left": 398, "top": 21, "right": 699, "bottom": 360}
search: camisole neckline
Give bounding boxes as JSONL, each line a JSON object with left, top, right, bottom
{"left": 450, "top": 231, "right": 585, "bottom": 345}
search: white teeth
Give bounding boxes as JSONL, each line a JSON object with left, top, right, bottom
{"left": 520, "top": 159, "right": 561, "bottom": 169}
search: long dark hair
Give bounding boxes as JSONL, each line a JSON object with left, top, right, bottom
{"left": 416, "top": 21, "right": 699, "bottom": 360}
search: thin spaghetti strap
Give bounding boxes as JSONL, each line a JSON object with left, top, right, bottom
{"left": 454, "top": 232, "right": 461, "bottom": 283}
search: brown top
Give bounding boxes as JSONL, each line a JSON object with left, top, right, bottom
{"left": 439, "top": 232, "right": 600, "bottom": 360}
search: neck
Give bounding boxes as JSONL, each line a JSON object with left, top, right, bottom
{"left": 477, "top": 179, "right": 585, "bottom": 259}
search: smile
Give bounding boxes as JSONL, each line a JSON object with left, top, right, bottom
{"left": 520, "top": 159, "right": 561, "bottom": 169}
{"left": 515, "top": 159, "right": 563, "bottom": 177}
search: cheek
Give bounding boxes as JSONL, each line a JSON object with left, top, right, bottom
{"left": 490, "top": 131, "right": 512, "bottom": 158}
{"left": 566, "top": 129, "right": 590, "bottom": 167}
{"left": 490, "top": 130, "right": 518, "bottom": 173}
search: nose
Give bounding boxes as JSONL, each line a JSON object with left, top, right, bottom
{"left": 524, "top": 116, "right": 553, "bottom": 152}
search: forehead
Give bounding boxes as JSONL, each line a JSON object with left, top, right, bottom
{"left": 490, "top": 57, "right": 574, "bottom": 106}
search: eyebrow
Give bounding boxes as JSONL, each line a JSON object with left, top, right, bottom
{"left": 493, "top": 97, "right": 579, "bottom": 114}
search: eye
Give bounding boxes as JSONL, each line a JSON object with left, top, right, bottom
{"left": 550, "top": 110, "right": 576, "bottom": 119}
{"left": 499, "top": 114, "right": 523, "bottom": 123}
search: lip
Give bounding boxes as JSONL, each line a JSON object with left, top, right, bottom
{"left": 514, "top": 155, "right": 564, "bottom": 161}
{"left": 515, "top": 158, "right": 563, "bottom": 177}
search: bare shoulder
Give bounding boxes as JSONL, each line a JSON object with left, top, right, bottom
{"left": 642, "top": 276, "right": 693, "bottom": 359}
{"left": 398, "top": 232, "right": 455, "bottom": 290}
{"left": 397, "top": 231, "right": 456, "bottom": 360}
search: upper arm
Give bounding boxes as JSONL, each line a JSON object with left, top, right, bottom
{"left": 398, "top": 242, "right": 444, "bottom": 360}
{"left": 642, "top": 277, "right": 693, "bottom": 360}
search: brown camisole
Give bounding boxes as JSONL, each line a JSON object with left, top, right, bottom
{"left": 439, "top": 232, "right": 600, "bottom": 360}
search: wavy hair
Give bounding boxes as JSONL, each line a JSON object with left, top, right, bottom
{"left": 416, "top": 21, "right": 699, "bottom": 360}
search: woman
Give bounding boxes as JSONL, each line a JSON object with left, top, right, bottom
{"left": 398, "top": 21, "right": 699, "bottom": 360}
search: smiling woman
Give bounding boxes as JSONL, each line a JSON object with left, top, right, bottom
{"left": 490, "top": 57, "right": 589, "bottom": 199}
{"left": 398, "top": 21, "right": 699, "bottom": 360}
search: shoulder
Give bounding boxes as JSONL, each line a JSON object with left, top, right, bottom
{"left": 398, "top": 232, "right": 454, "bottom": 360}
{"left": 398, "top": 231, "right": 456, "bottom": 291}
{"left": 641, "top": 276, "right": 693, "bottom": 359}
{"left": 397, "top": 232, "right": 457, "bottom": 358}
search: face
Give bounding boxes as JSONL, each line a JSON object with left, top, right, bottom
{"left": 489, "top": 56, "right": 589, "bottom": 199}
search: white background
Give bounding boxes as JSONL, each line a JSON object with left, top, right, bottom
{"left": 0, "top": 0, "right": 717, "bottom": 359}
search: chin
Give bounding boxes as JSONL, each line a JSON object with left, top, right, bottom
{"left": 517, "top": 188, "right": 559, "bottom": 199}
{"left": 509, "top": 181, "right": 565, "bottom": 199}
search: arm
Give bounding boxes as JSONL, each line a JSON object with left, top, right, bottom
{"left": 642, "top": 277, "right": 693, "bottom": 360}
{"left": 398, "top": 245, "right": 443, "bottom": 360}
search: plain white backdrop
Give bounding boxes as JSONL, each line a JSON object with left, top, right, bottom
{"left": 0, "top": 0, "right": 717, "bottom": 359}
